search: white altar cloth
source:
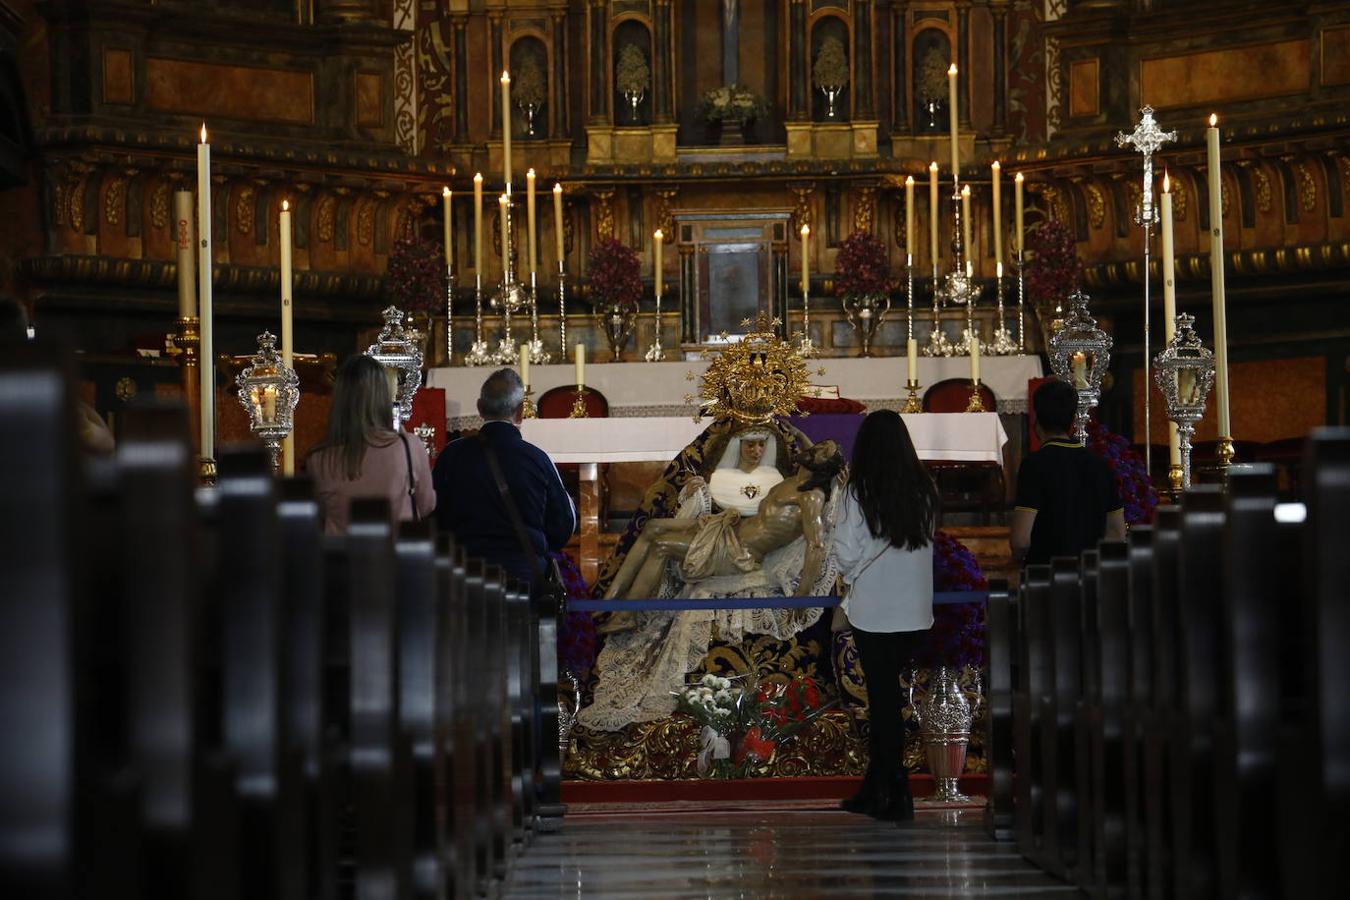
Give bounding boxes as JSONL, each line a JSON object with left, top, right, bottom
{"left": 427, "top": 355, "right": 1042, "bottom": 425}
{"left": 521, "top": 413, "right": 1008, "bottom": 465}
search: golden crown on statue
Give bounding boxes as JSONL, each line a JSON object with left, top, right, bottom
{"left": 687, "top": 313, "right": 817, "bottom": 425}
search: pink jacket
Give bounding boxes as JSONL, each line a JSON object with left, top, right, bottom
{"left": 310, "top": 433, "right": 437, "bottom": 535}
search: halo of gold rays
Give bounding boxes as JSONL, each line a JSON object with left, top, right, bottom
{"left": 684, "top": 313, "right": 824, "bottom": 425}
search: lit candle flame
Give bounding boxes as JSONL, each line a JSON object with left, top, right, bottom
{"left": 929, "top": 161, "right": 938, "bottom": 172}
{"left": 474, "top": 172, "right": 482, "bottom": 184}
{"left": 962, "top": 184, "right": 971, "bottom": 197}
{"left": 800, "top": 224, "right": 809, "bottom": 236}
{"left": 992, "top": 161, "right": 1000, "bottom": 171}
{"left": 282, "top": 199, "right": 289, "bottom": 211}
{"left": 1015, "top": 172, "right": 1024, "bottom": 183}
{"left": 501, "top": 71, "right": 510, "bottom": 84}
{"left": 1163, "top": 171, "right": 1170, "bottom": 192}
{"left": 1209, "top": 113, "right": 1218, "bottom": 127}
{"left": 442, "top": 186, "right": 450, "bottom": 197}
{"left": 553, "top": 183, "right": 562, "bottom": 194}
{"left": 948, "top": 63, "right": 957, "bottom": 75}
{"left": 905, "top": 175, "right": 914, "bottom": 185}
{"left": 200, "top": 123, "right": 207, "bottom": 143}
{"left": 654, "top": 229, "right": 663, "bottom": 240}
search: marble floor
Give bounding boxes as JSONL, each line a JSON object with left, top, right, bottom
{"left": 503, "top": 807, "right": 1078, "bottom": 898}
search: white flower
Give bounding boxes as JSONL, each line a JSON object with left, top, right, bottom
{"left": 701, "top": 674, "right": 718, "bottom": 687}
{"left": 714, "top": 689, "right": 733, "bottom": 704}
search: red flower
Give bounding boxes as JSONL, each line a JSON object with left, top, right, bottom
{"left": 833, "top": 230, "right": 896, "bottom": 299}
{"left": 585, "top": 237, "right": 643, "bottom": 311}
{"left": 734, "top": 726, "right": 776, "bottom": 765}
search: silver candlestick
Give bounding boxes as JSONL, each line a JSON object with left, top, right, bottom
{"left": 990, "top": 264, "right": 1017, "bottom": 354}
{"left": 526, "top": 270, "right": 551, "bottom": 364}
{"left": 925, "top": 258, "right": 952, "bottom": 356}
{"left": 1117, "top": 105, "right": 1177, "bottom": 480}
{"left": 464, "top": 273, "right": 494, "bottom": 365}
{"left": 493, "top": 190, "right": 529, "bottom": 365}
{"left": 1016, "top": 249, "right": 1026, "bottom": 352}
{"left": 557, "top": 260, "right": 569, "bottom": 361}
{"left": 645, "top": 289, "right": 667, "bottom": 362}
{"left": 444, "top": 263, "right": 455, "bottom": 364}
{"left": 796, "top": 282, "right": 817, "bottom": 359}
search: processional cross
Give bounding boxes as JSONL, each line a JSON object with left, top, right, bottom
{"left": 1115, "top": 106, "right": 1176, "bottom": 478}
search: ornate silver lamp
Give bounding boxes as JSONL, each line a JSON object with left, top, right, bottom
{"left": 1048, "top": 289, "right": 1113, "bottom": 438}
{"left": 365, "top": 305, "right": 424, "bottom": 431}
{"left": 910, "top": 667, "right": 980, "bottom": 804}
{"left": 235, "top": 331, "right": 300, "bottom": 473}
{"left": 1153, "top": 313, "right": 1215, "bottom": 489}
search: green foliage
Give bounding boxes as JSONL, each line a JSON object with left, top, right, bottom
{"left": 616, "top": 44, "right": 650, "bottom": 97}
{"left": 812, "top": 36, "right": 849, "bottom": 90}
{"left": 700, "top": 84, "right": 768, "bottom": 124}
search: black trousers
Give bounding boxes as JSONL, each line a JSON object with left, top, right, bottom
{"left": 852, "top": 627, "right": 928, "bottom": 792}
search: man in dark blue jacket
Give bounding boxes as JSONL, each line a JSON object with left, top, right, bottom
{"left": 433, "top": 367, "right": 576, "bottom": 590}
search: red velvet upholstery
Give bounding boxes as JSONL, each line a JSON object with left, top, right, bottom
{"left": 922, "top": 378, "right": 998, "bottom": 414}
{"left": 537, "top": 385, "right": 609, "bottom": 419}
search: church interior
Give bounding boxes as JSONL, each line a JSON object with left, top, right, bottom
{"left": 2, "top": 1, "right": 1348, "bottom": 896}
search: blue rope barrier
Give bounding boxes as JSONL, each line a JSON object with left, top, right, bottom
{"left": 570, "top": 591, "right": 987, "bottom": 612}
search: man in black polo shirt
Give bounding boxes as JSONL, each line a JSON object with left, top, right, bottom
{"left": 1011, "top": 379, "right": 1126, "bottom": 565}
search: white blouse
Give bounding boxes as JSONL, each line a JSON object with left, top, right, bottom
{"left": 832, "top": 487, "right": 934, "bottom": 634}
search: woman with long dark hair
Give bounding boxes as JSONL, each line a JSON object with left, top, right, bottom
{"left": 834, "top": 410, "right": 938, "bottom": 821}
{"left": 308, "top": 354, "right": 435, "bottom": 535}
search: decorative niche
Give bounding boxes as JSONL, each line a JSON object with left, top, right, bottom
{"left": 810, "top": 16, "right": 851, "bottom": 123}
{"left": 613, "top": 20, "right": 653, "bottom": 128}
{"left": 912, "top": 29, "right": 951, "bottom": 134}
{"left": 509, "top": 37, "right": 549, "bottom": 140}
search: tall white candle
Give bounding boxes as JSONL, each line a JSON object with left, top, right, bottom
{"left": 442, "top": 186, "right": 453, "bottom": 269}
{"left": 575, "top": 343, "right": 585, "bottom": 387}
{"left": 498, "top": 193, "right": 509, "bottom": 277}
{"left": 907, "top": 337, "right": 917, "bottom": 382}
{"left": 654, "top": 229, "right": 664, "bottom": 297}
{"left": 970, "top": 335, "right": 980, "bottom": 382}
{"left": 280, "top": 199, "right": 295, "bottom": 475}
{"left": 473, "top": 173, "right": 484, "bottom": 274}
{"left": 961, "top": 184, "right": 973, "bottom": 263}
{"left": 905, "top": 176, "right": 915, "bottom": 261}
{"left": 929, "top": 162, "right": 940, "bottom": 266}
{"left": 500, "top": 72, "right": 512, "bottom": 189}
{"left": 1206, "top": 113, "right": 1231, "bottom": 437}
{"left": 553, "top": 183, "right": 565, "bottom": 263}
{"left": 991, "top": 161, "right": 1002, "bottom": 266}
{"left": 947, "top": 64, "right": 960, "bottom": 180}
{"left": 174, "top": 191, "right": 196, "bottom": 319}
{"left": 1014, "top": 172, "right": 1025, "bottom": 255}
{"left": 1160, "top": 174, "right": 1181, "bottom": 469}
{"left": 799, "top": 224, "right": 809, "bottom": 294}
{"left": 197, "top": 124, "right": 214, "bottom": 461}
{"left": 525, "top": 169, "right": 537, "bottom": 277}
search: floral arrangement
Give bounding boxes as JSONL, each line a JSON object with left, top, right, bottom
{"left": 812, "top": 37, "right": 849, "bottom": 90}
{"left": 833, "top": 230, "right": 895, "bottom": 299}
{"left": 585, "top": 237, "right": 643, "bottom": 312}
{"left": 552, "top": 551, "right": 598, "bottom": 676}
{"left": 1085, "top": 420, "right": 1158, "bottom": 525}
{"left": 700, "top": 84, "right": 768, "bottom": 124}
{"left": 384, "top": 235, "right": 445, "bottom": 312}
{"left": 1025, "top": 220, "right": 1082, "bottom": 309}
{"left": 676, "top": 673, "right": 832, "bottom": 777}
{"left": 615, "top": 45, "right": 650, "bottom": 98}
{"left": 917, "top": 47, "right": 950, "bottom": 105}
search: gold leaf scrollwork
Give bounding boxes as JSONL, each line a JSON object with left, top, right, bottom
{"left": 236, "top": 186, "right": 255, "bottom": 235}
{"left": 69, "top": 176, "right": 85, "bottom": 232}
{"left": 1172, "top": 180, "right": 1187, "bottom": 221}
{"left": 788, "top": 181, "right": 814, "bottom": 235}
{"left": 1253, "top": 167, "right": 1272, "bottom": 213}
{"left": 852, "top": 185, "right": 876, "bottom": 235}
{"left": 104, "top": 176, "right": 126, "bottom": 226}
{"left": 1221, "top": 180, "right": 1231, "bottom": 219}
{"left": 1084, "top": 182, "right": 1105, "bottom": 230}
{"left": 357, "top": 200, "right": 376, "bottom": 247}
{"left": 1296, "top": 163, "right": 1316, "bottom": 212}
{"left": 316, "top": 194, "right": 337, "bottom": 243}
{"left": 655, "top": 187, "right": 679, "bottom": 237}
{"left": 592, "top": 187, "right": 616, "bottom": 241}
{"left": 150, "top": 182, "right": 171, "bottom": 229}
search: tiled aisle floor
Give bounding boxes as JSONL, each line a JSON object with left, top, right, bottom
{"left": 503, "top": 808, "right": 1078, "bottom": 898}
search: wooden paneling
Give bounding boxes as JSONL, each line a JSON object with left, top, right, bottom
{"left": 144, "top": 57, "right": 315, "bottom": 125}
{"left": 1068, "top": 58, "right": 1099, "bottom": 119}
{"left": 1140, "top": 40, "right": 1309, "bottom": 109}
{"left": 354, "top": 71, "right": 384, "bottom": 129}
{"left": 1321, "top": 25, "right": 1350, "bottom": 87}
{"left": 102, "top": 47, "right": 134, "bottom": 105}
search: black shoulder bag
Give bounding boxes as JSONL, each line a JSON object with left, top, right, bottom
{"left": 399, "top": 432, "right": 420, "bottom": 522}
{"left": 477, "top": 434, "right": 569, "bottom": 612}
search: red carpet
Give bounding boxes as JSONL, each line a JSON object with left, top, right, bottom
{"left": 561, "top": 774, "right": 988, "bottom": 807}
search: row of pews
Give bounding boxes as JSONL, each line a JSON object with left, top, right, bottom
{"left": 1, "top": 348, "right": 563, "bottom": 899}
{"left": 983, "top": 428, "right": 1350, "bottom": 897}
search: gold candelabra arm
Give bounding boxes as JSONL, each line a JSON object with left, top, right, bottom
{"left": 522, "top": 386, "right": 537, "bottom": 419}
{"left": 965, "top": 380, "right": 987, "bottom": 413}
{"left": 902, "top": 379, "right": 924, "bottom": 414}
{"left": 568, "top": 387, "right": 590, "bottom": 419}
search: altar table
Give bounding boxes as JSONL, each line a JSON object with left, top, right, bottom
{"left": 525, "top": 413, "right": 1008, "bottom": 582}
{"left": 428, "top": 355, "right": 1042, "bottom": 428}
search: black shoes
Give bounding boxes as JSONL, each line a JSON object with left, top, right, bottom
{"left": 839, "top": 781, "right": 915, "bottom": 822}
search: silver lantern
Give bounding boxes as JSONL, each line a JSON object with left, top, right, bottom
{"left": 365, "top": 305, "right": 424, "bottom": 431}
{"left": 1153, "top": 312, "right": 1216, "bottom": 489}
{"left": 1048, "top": 289, "right": 1113, "bottom": 437}
{"left": 235, "top": 330, "right": 300, "bottom": 473}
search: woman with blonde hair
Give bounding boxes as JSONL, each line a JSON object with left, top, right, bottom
{"left": 309, "top": 354, "right": 435, "bottom": 534}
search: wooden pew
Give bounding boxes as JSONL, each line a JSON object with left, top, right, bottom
{"left": 1015, "top": 564, "right": 1052, "bottom": 865}
{"left": 504, "top": 580, "right": 536, "bottom": 843}
{"left": 1171, "top": 486, "right": 1225, "bottom": 900}
{"left": 533, "top": 580, "right": 565, "bottom": 825}
{"left": 481, "top": 570, "right": 514, "bottom": 878}
{"left": 1214, "top": 464, "right": 1283, "bottom": 899}
{"left": 394, "top": 520, "right": 449, "bottom": 898}
{"left": 461, "top": 558, "right": 495, "bottom": 896}
{"left": 1122, "top": 526, "right": 1154, "bottom": 900}
{"left": 439, "top": 540, "right": 476, "bottom": 900}
{"left": 1044, "top": 556, "right": 1084, "bottom": 879}
{"left": 1092, "top": 540, "right": 1130, "bottom": 898}
{"left": 1144, "top": 506, "right": 1181, "bottom": 899}
{"left": 983, "top": 579, "right": 1016, "bottom": 841}
{"left": 1075, "top": 549, "right": 1101, "bottom": 893}
{"left": 216, "top": 448, "right": 304, "bottom": 900}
